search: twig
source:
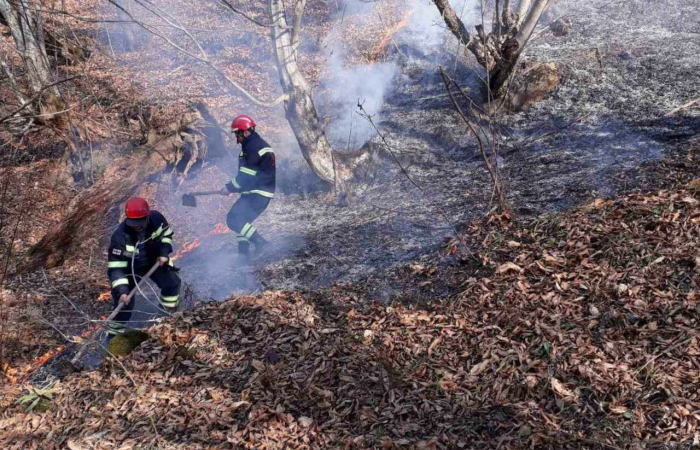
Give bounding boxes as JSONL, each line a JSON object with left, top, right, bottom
{"left": 70, "top": 262, "right": 160, "bottom": 369}
{"left": 519, "top": 113, "right": 592, "bottom": 151}
{"left": 356, "top": 102, "right": 473, "bottom": 258}
{"left": 0, "top": 75, "right": 83, "bottom": 125}
{"left": 664, "top": 98, "right": 700, "bottom": 117}
{"left": 441, "top": 68, "right": 506, "bottom": 213}
{"left": 108, "top": 0, "right": 288, "bottom": 107}
{"left": 217, "top": 0, "right": 290, "bottom": 28}
{"left": 41, "top": 270, "right": 93, "bottom": 322}
{"left": 634, "top": 335, "right": 695, "bottom": 376}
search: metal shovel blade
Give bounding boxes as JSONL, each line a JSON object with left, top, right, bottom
{"left": 182, "top": 194, "right": 197, "bottom": 208}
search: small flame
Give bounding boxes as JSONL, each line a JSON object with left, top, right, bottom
{"left": 31, "top": 346, "right": 65, "bottom": 371}
{"left": 2, "top": 363, "right": 18, "bottom": 385}
{"left": 369, "top": 9, "right": 416, "bottom": 65}
{"left": 209, "top": 222, "right": 231, "bottom": 235}
{"left": 171, "top": 222, "right": 231, "bottom": 261}
{"left": 172, "top": 237, "right": 202, "bottom": 261}
{"left": 98, "top": 291, "right": 112, "bottom": 302}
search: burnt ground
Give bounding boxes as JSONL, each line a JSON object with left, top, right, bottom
{"left": 166, "top": 0, "right": 700, "bottom": 302}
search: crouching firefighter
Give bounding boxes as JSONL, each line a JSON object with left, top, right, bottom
{"left": 106, "top": 197, "right": 181, "bottom": 336}
{"left": 221, "top": 115, "right": 275, "bottom": 260}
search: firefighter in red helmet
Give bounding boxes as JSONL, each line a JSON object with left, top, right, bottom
{"left": 106, "top": 197, "right": 181, "bottom": 336}
{"left": 220, "top": 115, "right": 275, "bottom": 260}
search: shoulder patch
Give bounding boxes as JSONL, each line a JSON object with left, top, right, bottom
{"left": 112, "top": 248, "right": 122, "bottom": 256}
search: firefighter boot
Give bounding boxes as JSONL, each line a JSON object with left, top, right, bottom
{"left": 250, "top": 232, "right": 269, "bottom": 260}
{"left": 237, "top": 239, "right": 251, "bottom": 262}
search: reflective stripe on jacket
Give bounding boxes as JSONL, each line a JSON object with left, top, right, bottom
{"left": 226, "top": 131, "right": 276, "bottom": 198}
{"left": 107, "top": 210, "right": 174, "bottom": 297}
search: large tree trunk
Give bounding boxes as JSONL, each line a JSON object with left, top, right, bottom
{"left": 433, "top": 0, "right": 553, "bottom": 98}
{"left": 269, "top": 0, "right": 335, "bottom": 183}
{"left": 0, "top": 0, "right": 65, "bottom": 120}
{"left": 24, "top": 106, "right": 225, "bottom": 271}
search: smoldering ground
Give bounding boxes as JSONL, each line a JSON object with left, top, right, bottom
{"left": 96, "top": 0, "right": 699, "bottom": 303}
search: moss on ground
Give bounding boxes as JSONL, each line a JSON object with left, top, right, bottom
{"left": 107, "top": 329, "right": 150, "bottom": 356}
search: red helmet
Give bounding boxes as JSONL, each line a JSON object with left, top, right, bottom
{"left": 125, "top": 197, "right": 150, "bottom": 219}
{"left": 231, "top": 115, "right": 256, "bottom": 133}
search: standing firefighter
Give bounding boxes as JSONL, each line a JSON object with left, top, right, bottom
{"left": 106, "top": 197, "right": 181, "bottom": 336}
{"left": 221, "top": 115, "right": 275, "bottom": 259}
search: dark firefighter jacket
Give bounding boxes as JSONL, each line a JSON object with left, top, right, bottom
{"left": 225, "top": 131, "right": 276, "bottom": 198}
{"left": 107, "top": 210, "right": 174, "bottom": 297}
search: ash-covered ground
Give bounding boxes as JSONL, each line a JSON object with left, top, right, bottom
{"left": 164, "top": 0, "right": 700, "bottom": 302}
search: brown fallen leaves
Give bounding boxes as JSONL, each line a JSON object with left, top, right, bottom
{"left": 1, "top": 187, "right": 699, "bottom": 449}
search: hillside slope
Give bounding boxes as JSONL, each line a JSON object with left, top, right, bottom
{"left": 2, "top": 179, "right": 699, "bottom": 449}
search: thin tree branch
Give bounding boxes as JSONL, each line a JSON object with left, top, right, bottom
{"left": 515, "top": 0, "right": 532, "bottom": 26}
{"left": 217, "top": 0, "right": 290, "bottom": 28}
{"left": 441, "top": 68, "right": 506, "bottom": 212}
{"left": 0, "top": 75, "right": 82, "bottom": 125}
{"left": 514, "top": 0, "right": 551, "bottom": 52}
{"left": 357, "top": 102, "right": 474, "bottom": 258}
{"left": 107, "top": 0, "right": 288, "bottom": 107}
{"left": 0, "top": 56, "right": 28, "bottom": 105}
{"left": 431, "top": 0, "right": 482, "bottom": 58}
{"left": 291, "top": 0, "right": 306, "bottom": 48}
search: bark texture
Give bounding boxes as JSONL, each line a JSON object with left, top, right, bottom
{"left": 269, "top": 0, "right": 335, "bottom": 183}
{"left": 0, "top": 0, "right": 65, "bottom": 120}
{"left": 433, "top": 0, "right": 553, "bottom": 97}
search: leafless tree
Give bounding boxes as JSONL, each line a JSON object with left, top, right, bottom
{"left": 269, "top": 0, "right": 336, "bottom": 183}
{"left": 433, "top": 0, "right": 553, "bottom": 97}
{"left": 0, "top": 0, "right": 64, "bottom": 118}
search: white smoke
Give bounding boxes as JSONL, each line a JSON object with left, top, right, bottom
{"left": 316, "top": 0, "right": 479, "bottom": 150}
{"left": 315, "top": 46, "right": 397, "bottom": 150}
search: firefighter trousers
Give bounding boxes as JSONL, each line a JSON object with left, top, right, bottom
{"left": 226, "top": 193, "right": 270, "bottom": 255}
{"left": 108, "top": 264, "right": 181, "bottom": 335}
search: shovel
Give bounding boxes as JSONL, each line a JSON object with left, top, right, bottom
{"left": 182, "top": 190, "right": 226, "bottom": 208}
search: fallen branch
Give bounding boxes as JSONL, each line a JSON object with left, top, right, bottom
{"left": 664, "top": 98, "right": 700, "bottom": 117}
{"left": 634, "top": 334, "right": 695, "bottom": 377}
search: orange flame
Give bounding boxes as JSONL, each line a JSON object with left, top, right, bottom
{"left": 98, "top": 291, "right": 112, "bottom": 302}
{"left": 209, "top": 222, "right": 231, "bottom": 235}
{"left": 31, "top": 346, "right": 65, "bottom": 372}
{"left": 369, "top": 9, "right": 416, "bottom": 65}
{"left": 172, "top": 237, "right": 202, "bottom": 261}
{"left": 171, "top": 222, "right": 231, "bottom": 261}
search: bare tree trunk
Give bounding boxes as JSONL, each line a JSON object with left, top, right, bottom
{"left": 515, "top": 0, "right": 533, "bottom": 26}
{"left": 433, "top": 0, "right": 552, "bottom": 97}
{"left": 269, "top": 0, "right": 335, "bottom": 183}
{"left": 0, "top": 0, "right": 64, "bottom": 120}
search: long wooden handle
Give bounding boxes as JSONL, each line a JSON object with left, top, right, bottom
{"left": 104, "top": 261, "right": 161, "bottom": 323}
{"left": 71, "top": 262, "right": 161, "bottom": 368}
{"left": 187, "top": 190, "right": 224, "bottom": 196}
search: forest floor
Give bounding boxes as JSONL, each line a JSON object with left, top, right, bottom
{"left": 1, "top": 0, "right": 700, "bottom": 447}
